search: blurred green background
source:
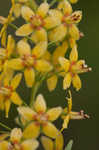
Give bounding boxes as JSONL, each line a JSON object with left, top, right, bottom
{"left": 0, "top": 0, "right": 99, "bottom": 150}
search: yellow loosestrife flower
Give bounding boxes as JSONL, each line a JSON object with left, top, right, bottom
{"left": 48, "top": 0, "right": 82, "bottom": 47}
{"left": 0, "top": 73, "right": 23, "bottom": 117}
{"left": 7, "top": 40, "right": 53, "bottom": 87}
{"left": 17, "top": 94, "right": 62, "bottom": 139}
{"left": 61, "top": 91, "right": 90, "bottom": 131}
{"left": 0, "top": 128, "right": 39, "bottom": 150}
{"left": 41, "top": 132, "right": 64, "bottom": 150}
{"left": 59, "top": 45, "right": 92, "bottom": 91}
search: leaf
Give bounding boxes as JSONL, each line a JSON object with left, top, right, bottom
{"left": 65, "top": 140, "right": 73, "bottom": 150}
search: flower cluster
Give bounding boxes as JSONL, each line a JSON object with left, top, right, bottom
{"left": 0, "top": 0, "right": 91, "bottom": 149}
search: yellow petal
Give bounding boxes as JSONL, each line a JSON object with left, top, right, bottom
{"left": 21, "top": 6, "right": 34, "bottom": 21}
{"left": 34, "top": 94, "right": 46, "bottom": 113}
{"left": 47, "top": 75, "right": 58, "bottom": 92}
{"left": 24, "top": 68, "right": 35, "bottom": 88}
{"left": 17, "top": 106, "right": 36, "bottom": 121}
{"left": 49, "top": 9, "right": 63, "bottom": 21}
{"left": 55, "top": 132, "right": 64, "bottom": 150}
{"left": 32, "top": 41, "right": 47, "bottom": 58}
{"left": 42, "top": 122, "right": 59, "bottom": 139}
{"left": 7, "top": 35, "right": 15, "bottom": 57}
{"left": 17, "top": 40, "right": 31, "bottom": 56}
{"left": 7, "top": 58, "right": 24, "bottom": 70}
{"left": 46, "top": 107, "right": 62, "bottom": 121}
{"left": 37, "top": 2, "right": 49, "bottom": 18}
{"left": 36, "top": 59, "right": 53, "bottom": 72}
{"left": 44, "top": 16, "right": 61, "bottom": 30}
{"left": 13, "top": 3, "right": 21, "bottom": 18}
{"left": 4, "top": 99, "right": 11, "bottom": 118}
{"left": 41, "top": 136, "right": 54, "bottom": 150}
{"left": 72, "top": 74, "right": 81, "bottom": 91}
{"left": 63, "top": 72, "right": 72, "bottom": 90}
{"left": 69, "top": 25, "right": 80, "bottom": 40}
{"left": 0, "top": 95, "right": 4, "bottom": 110}
{"left": 58, "top": 0, "right": 72, "bottom": 15}
{"left": 23, "top": 122, "right": 40, "bottom": 139}
{"left": 21, "top": 139, "right": 39, "bottom": 150}
{"left": 31, "top": 28, "right": 47, "bottom": 43}
{"left": 11, "top": 73, "right": 22, "bottom": 90}
{"left": 52, "top": 41, "right": 68, "bottom": 65}
{"left": 69, "top": 0, "right": 78, "bottom": 3}
{"left": 10, "top": 128, "right": 22, "bottom": 143}
{"left": 1, "top": 31, "right": 7, "bottom": 48}
{"left": 11, "top": 92, "right": 23, "bottom": 105}
{"left": 48, "top": 24, "right": 67, "bottom": 42}
{"left": 3, "top": 68, "right": 14, "bottom": 86}
{"left": 62, "top": 115, "right": 70, "bottom": 130}
{"left": 16, "top": 24, "right": 33, "bottom": 36}
{"left": 58, "top": 57, "right": 70, "bottom": 72}
{"left": 69, "top": 45, "right": 78, "bottom": 62}
{"left": 42, "top": 51, "right": 51, "bottom": 61}
{"left": 0, "top": 141, "right": 9, "bottom": 150}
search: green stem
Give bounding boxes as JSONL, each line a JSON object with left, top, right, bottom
{"left": 0, "top": 122, "right": 11, "bottom": 131}
{"left": 50, "top": 0, "right": 57, "bottom": 7}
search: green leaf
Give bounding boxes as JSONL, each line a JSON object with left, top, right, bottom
{"left": 65, "top": 140, "right": 73, "bottom": 150}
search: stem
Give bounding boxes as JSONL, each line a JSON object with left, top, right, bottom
{"left": 0, "top": 122, "right": 11, "bottom": 131}
{"left": 50, "top": 0, "right": 57, "bottom": 7}
{"left": 28, "top": 0, "right": 38, "bottom": 11}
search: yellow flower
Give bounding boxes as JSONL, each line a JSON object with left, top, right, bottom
{"left": 0, "top": 73, "right": 23, "bottom": 117}
{"left": 17, "top": 94, "right": 62, "bottom": 139}
{"left": 41, "top": 132, "right": 64, "bottom": 150}
{"left": 0, "top": 35, "right": 15, "bottom": 72}
{"left": 7, "top": 40, "right": 53, "bottom": 87}
{"left": 59, "top": 45, "right": 92, "bottom": 91}
{"left": 16, "top": 2, "right": 60, "bottom": 43}
{"left": 46, "top": 41, "right": 68, "bottom": 91}
{"left": 48, "top": 0, "right": 82, "bottom": 45}
{"left": 61, "top": 91, "right": 90, "bottom": 131}
{"left": 0, "top": 128, "right": 39, "bottom": 150}
{"left": 0, "top": 0, "right": 15, "bottom": 47}
{"left": 69, "top": 0, "right": 78, "bottom": 4}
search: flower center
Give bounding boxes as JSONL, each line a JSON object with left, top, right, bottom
{"left": 33, "top": 112, "right": 48, "bottom": 125}
{"left": 30, "top": 15, "right": 44, "bottom": 29}
{"left": 0, "top": 86, "right": 13, "bottom": 98}
{"left": 22, "top": 55, "right": 37, "bottom": 68}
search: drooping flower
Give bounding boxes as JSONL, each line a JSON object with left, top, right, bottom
{"left": 48, "top": 0, "right": 82, "bottom": 47}
{"left": 17, "top": 94, "right": 63, "bottom": 139}
{"left": 0, "top": 73, "right": 23, "bottom": 117}
{"left": 61, "top": 90, "right": 90, "bottom": 131}
{"left": 41, "top": 132, "right": 64, "bottom": 150}
{"left": 7, "top": 40, "right": 53, "bottom": 87}
{"left": 59, "top": 45, "right": 92, "bottom": 91}
{"left": 16, "top": 2, "right": 61, "bottom": 43}
{"left": 0, "top": 128, "right": 39, "bottom": 150}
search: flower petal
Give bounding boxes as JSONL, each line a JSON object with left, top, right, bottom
{"left": 31, "top": 28, "right": 47, "bottom": 43}
{"left": 21, "top": 6, "right": 34, "bottom": 21}
{"left": 24, "top": 68, "right": 35, "bottom": 88}
{"left": 46, "top": 107, "right": 62, "bottom": 121}
{"left": 10, "top": 128, "right": 22, "bottom": 143}
{"left": 11, "top": 92, "right": 23, "bottom": 105}
{"left": 37, "top": 2, "right": 49, "bottom": 18}
{"left": 21, "top": 139, "right": 39, "bottom": 150}
{"left": 69, "top": 25, "right": 80, "bottom": 40}
{"left": 7, "top": 35, "right": 15, "bottom": 57}
{"left": 17, "top": 40, "right": 31, "bottom": 56}
{"left": 35, "top": 59, "right": 53, "bottom": 72}
{"left": 69, "top": 45, "right": 78, "bottom": 62}
{"left": 13, "top": 3, "right": 21, "bottom": 18}
{"left": 72, "top": 74, "right": 81, "bottom": 91}
{"left": 58, "top": 57, "right": 70, "bottom": 72}
{"left": 42, "top": 122, "right": 59, "bottom": 139}
{"left": 49, "top": 9, "right": 63, "bottom": 21}
{"left": 11, "top": 73, "right": 22, "bottom": 90}
{"left": 55, "top": 132, "right": 64, "bottom": 150}
{"left": 16, "top": 24, "right": 33, "bottom": 36}
{"left": 17, "top": 106, "right": 36, "bottom": 121}
{"left": 47, "top": 75, "right": 58, "bottom": 92}
{"left": 44, "top": 16, "right": 60, "bottom": 30}
{"left": 0, "top": 141, "right": 9, "bottom": 150}
{"left": 23, "top": 122, "right": 40, "bottom": 139}
{"left": 32, "top": 41, "right": 47, "bottom": 58}
{"left": 4, "top": 99, "right": 11, "bottom": 118}
{"left": 41, "top": 136, "right": 54, "bottom": 150}
{"left": 63, "top": 72, "right": 72, "bottom": 90}
{"left": 7, "top": 58, "right": 24, "bottom": 70}
{"left": 48, "top": 24, "right": 67, "bottom": 42}
{"left": 34, "top": 94, "right": 46, "bottom": 113}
